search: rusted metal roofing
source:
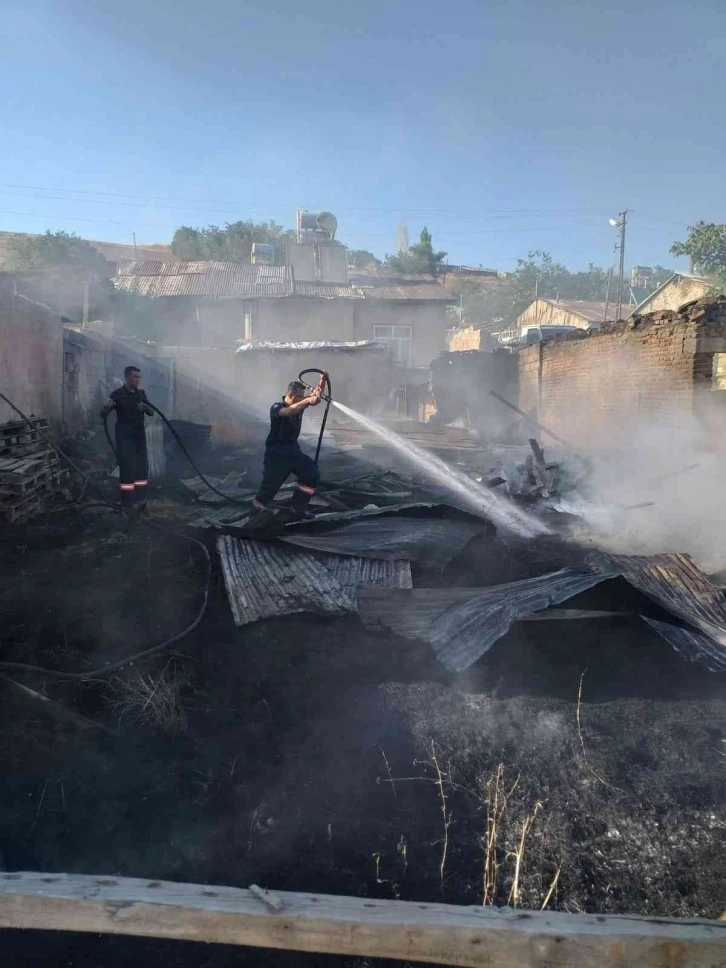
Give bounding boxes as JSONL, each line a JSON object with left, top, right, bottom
{"left": 216, "top": 536, "right": 411, "bottom": 626}
{"left": 357, "top": 569, "right": 604, "bottom": 671}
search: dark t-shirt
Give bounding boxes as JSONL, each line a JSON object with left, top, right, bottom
{"left": 265, "top": 399, "right": 303, "bottom": 448}
{"left": 109, "top": 386, "right": 149, "bottom": 429}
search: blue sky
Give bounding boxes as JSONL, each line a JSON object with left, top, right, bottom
{"left": 2, "top": 0, "right": 725, "bottom": 270}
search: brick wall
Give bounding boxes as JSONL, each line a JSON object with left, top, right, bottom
{"left": 518, "top": 299, "right": 726, "bottom": 448}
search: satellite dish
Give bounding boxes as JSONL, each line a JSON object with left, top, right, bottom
{"left": 609, "top": 218, "right": 619, "bottom": 227}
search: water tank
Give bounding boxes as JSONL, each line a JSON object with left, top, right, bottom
{"left": 298, "top": 211, "right": 338, "bottom": 240}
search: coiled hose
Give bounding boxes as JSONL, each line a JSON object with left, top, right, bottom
{"left": 298, "top": 368, "right": 332, "bottom": 465}
{"left": 0, "top": 390, "right": 211, "bottom": 682}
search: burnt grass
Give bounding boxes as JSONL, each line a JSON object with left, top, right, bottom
{"left": 0, "top": 508, "right": 725, "bottom": 967}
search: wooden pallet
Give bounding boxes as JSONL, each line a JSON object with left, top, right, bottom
{"left": 0, "top": 417, "right": 48, "bottom": 437}
{"left": 0, "top": 495, "right": 42, "bottom": 523}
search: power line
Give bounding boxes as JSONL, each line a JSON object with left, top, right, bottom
{"left": 0, "top": 182, "right": 687, "bottom": 225}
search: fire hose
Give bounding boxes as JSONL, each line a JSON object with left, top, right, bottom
{"left": 298, "top": 368, "right": 332, "bottom": 465}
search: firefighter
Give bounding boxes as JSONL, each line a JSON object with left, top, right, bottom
{"left": 253, "top": 376, "right": 324, "bottom": 519}
{"left": 100, "top": 365, "right": 154, "bottom": 505}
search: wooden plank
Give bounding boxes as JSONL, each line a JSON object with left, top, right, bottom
{"left": 0, "top": 873, "right": 724, "bottom": 967}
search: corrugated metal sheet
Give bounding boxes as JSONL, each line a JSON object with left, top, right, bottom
{"left": 288, "top": 502, "right": 437, "bottom": 525}
{"left": 642, "top": 618, "right": 726, "bottom": 672}
{"left": 357, "top": 569, "right": 605, "bottom": 671}
{"left": 281, "top": 515, "right": 488, "bottom": 568}
{"left": 293, "top": 281, "right": 364, "bottom": 299}
{"left": 589, "top": 551, "right": 726, "bottom": 637}
{"left": 145, "top": 419, "right": 166, "bottom": 479}
{"left": 236, "top": 340, "right": 381, "bottom": 353}
{"left": 114, "top": 261, "right": 290, "bottom": 299}
{"left": 115, "top": 261, "right": 452, "bottom": 302}
{"left": 357, "top": 283, "right": 452, "bottom": 301}
{"left": 216, "top": 536, "right": 412, "bottom": 626}
{"left": 350, "top": 268, "right": 437, "bottom": 282}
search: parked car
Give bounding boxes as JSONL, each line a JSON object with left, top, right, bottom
{"left": 520, "top": 324, "right": 584, "bottom": 345}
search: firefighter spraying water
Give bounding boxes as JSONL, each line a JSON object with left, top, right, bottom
{"left": 252, "top": 369, "right": 329, "bottom": 521}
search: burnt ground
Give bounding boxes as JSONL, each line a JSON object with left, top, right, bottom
{"left": 0, "top": 503, "right": 725, "bottom": 967}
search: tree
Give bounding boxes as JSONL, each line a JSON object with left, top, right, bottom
{"left": 348, "top": 248, "right": 382, "bottom": 270}
{"left": 171, "top": 220, "right": 295, "bottom": 263}
{"left": 449, "top": 251, "right": 621, "bottom": 330}
{"left": 670, "top": 222, "right": 726, "bottom": 282}
{"left": 386, "top": 227, "right": 447, "bottom": 276}
{"left": 4, "top": 230, "right": 110, "bottom": 273}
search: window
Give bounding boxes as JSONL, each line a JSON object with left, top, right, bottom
{"left": 373, "top": 324, "right": 412, "bottom": 365}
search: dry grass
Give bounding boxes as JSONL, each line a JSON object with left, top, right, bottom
{"left": 110, "top": 661, "right": 188, "bottom": 733}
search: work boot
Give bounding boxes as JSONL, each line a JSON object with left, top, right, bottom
{"left": 290, "top": 485, "right": 315, "bottom": 515}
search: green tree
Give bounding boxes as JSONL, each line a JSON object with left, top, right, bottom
{"left": 348, "top": 248, "right": 382, "bottom": 269}
{"left": 171, "top": 220, "right": 295, "bottom": 263}
{"left": 670, "top": 222, "right": 726, "bottom": 282}
{"left": 450, "top": 251, "right": 620, "bottom": 330}
{"left": 5, "top": 230, "right": 110, "bottom": 273}
{"left": 386, "top": 226, "right": 447, "bottom": 276}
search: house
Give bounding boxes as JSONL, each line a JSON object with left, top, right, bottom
{"left": 112, "top": 257, "right": 452, "bottom": 420}
{"left": 629, "top": 272, "right": 716, "bottom": 316}
{"left": 113, "top": 258, "right": 451, "bottom": 376}
{"left": 516, "top": 297, "right": 622, "bottom": 334}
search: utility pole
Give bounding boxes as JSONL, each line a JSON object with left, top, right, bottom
{"left": 603, "top": 266, "right": 613, "bottom": 322}
{"left": 614, "top": 209, "right": 628, "bottom": 321}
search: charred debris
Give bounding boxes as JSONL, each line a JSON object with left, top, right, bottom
{"left": 2, "top": 401, "right": 724, "bottom": 684}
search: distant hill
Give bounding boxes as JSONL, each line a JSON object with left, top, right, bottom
{"left": 0, "top": 232, "right": 176, "bottom": 270}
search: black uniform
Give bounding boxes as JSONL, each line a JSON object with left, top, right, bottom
{"left": 254, "top": 399, "right": 319, "bottom": 511}
{"left": 101, "top": 386, "right": 151, "bottom": 500}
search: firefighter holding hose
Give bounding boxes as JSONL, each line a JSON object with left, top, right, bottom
{"left": 253, "top": 372, "right": 326, "bottom": 519}
{"left": 100, "top": 365, "right": 153, "bottom": 506}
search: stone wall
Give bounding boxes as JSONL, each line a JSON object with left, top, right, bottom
{"left": 518, "top": 299, "right": 726, "bottom": 448}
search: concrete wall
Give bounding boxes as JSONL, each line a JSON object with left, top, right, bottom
{"left": 0, "top": 283, "right": 64, "bottom": 426}
{"left": 354, "top": 301, "right": 448, "bottom": 368}
{"left": 431, "top": 349, "right": 519, "bottom": 437}
{"left": 254, "top": 298, "right": 356, "bottom": 343}
{"left": 518, "top": 300, "right": 726, "bottom": 448}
